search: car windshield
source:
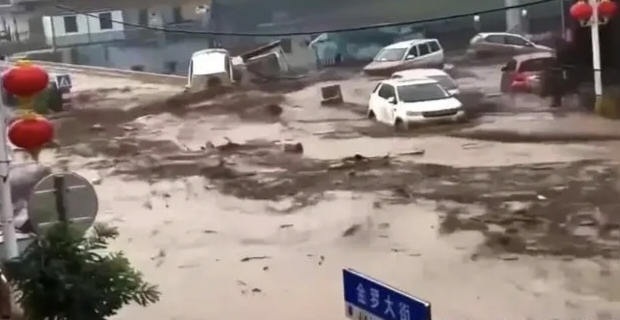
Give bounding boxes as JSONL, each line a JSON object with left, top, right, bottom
{"left": 428, "top": 75, "right": 457, "bottom": 90}
{"left": 397, "top": 83, "right": 449, "bottom": 103}
{"left": 374, "top": 48, "right": 407, "bottom": 61}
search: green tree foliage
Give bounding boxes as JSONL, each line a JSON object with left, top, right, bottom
{"left": 2, "top": 223, "right": 160, "bottom": 320}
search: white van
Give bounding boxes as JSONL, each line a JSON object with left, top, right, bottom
{"left": 187, "top": 49, "right": 235, "bottom": 91}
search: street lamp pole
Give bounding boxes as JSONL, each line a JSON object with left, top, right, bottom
{"left": 589, "top": 0, "right": 604, "bottom": 106}
{"left": 561, "top": 0, "right": 568, "bottom": 34}
{"left": 570, "top": 0, "right": 617, "bottom": 111}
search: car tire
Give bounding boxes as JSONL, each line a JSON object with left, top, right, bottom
{"left": 367, "top": 110, "right": 376, "bottom": 120}
{"left": 394, "top": 118, "right": 408, "bottom": 131}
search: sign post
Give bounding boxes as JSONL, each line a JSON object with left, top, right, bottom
{"left": 343, "top": 268, "right": 431, "bottom": 320}
{"left": 27, "top": 172, "right": 98, "bottom": 235}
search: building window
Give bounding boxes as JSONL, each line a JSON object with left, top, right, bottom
{"left": 98, "top": 12, "right": 113, "bottom": 30}
{"left": 63, "top": 16, "right": 78, "bottom": 33}
{"left": 172, "top": 6, "right": 182, "bottom": 23}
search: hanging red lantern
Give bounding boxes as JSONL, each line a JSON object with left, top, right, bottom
{"left": 7, "top": 115, "right": 54, "bottom": 160}
{"left": 570, "top": 0, "right": 594, "bottom": 21}
{"left": 2, "top": 60, "right": 49, "bottom": 97}
{"left": 598, "top": 0, "right": 618, "bottom": 19}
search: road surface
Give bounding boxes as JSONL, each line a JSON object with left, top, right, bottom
{"left": 24, "top": 66, "right": 620, "bottom": 320}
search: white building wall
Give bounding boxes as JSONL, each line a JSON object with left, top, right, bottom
{"left": 42, "top": 10, "right": 125, "bottom": 46}
{"left": 283, "top": 36, "right": 316, "bottom": 71}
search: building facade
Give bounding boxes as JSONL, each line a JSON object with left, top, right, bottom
{"left": 42, "top": 10, "right": 125, "bottom": 46}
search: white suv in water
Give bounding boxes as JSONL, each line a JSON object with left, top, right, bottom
{"left": 367, "top": 78, "right": 465, "bottom": 130}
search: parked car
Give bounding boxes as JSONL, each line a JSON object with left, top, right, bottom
{"left": 391, "top": 68, "right": 459, "bottom": 96}
{"left": 363, "top": 39, "right": 445, "bottom": 76}
{"left": 367, "top": 78, "right": 465, "bottom": 130}
{"left": 467, "top": 32, "right": 553, "bottom": 59}
{"left": 499, "top": 52, "right": 555, "bottom": 94}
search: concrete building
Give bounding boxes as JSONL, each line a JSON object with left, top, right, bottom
{"left": 42, "top": 10, "right": 126, "bottom": 47}
{"left": 60, "top": 4, "right": 213, "bottom": 74}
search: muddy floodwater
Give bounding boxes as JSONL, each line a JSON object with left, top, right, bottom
{"left": 32, "top": 71, "right": 620, "bottom": 320}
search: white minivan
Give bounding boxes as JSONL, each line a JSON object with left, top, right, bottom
{"left": 363, "top": 39, "right": 445, "bottom": 76}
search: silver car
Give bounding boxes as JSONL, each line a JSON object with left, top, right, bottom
{"left": 467, "top": 32, "right": 553, "bottom": 59}
{"left": 363, "top": 39, "right": 445, "bottom": 76}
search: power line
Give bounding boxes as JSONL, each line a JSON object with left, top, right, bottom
{"left": 54, "top": 0, "right": 559, "bottom": 37}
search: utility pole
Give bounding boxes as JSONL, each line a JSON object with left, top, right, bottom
{"left": 49, "top": 16, "right": 57, "bottom": 51}
{"left": 589, "top": 0, "right": 603, "bottom": 108}
{"left": 505, "top": 0, "right": 522, "bottom": 33}
{"left": 0, "top": 1, "right": 19, "bottom": 261}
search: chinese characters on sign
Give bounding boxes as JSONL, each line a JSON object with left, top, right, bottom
{"left": 343, "top": 269, "right": 431, "bottom": 320}
{"left": 355, "top": 283, "right": 412, "bottom": 320}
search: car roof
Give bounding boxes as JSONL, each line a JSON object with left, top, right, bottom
{"left": 476, "top": 32, "right": 524, "bottom": 38}
{"left": 191, "top": 50, "right": 228, "bottom": 75}
{"left": 383, "top": 38, "right": 438, "bottom": 49}
{"left": 192, "top": 48, "right": 229, "bottom": 58}
{"left": 512, "top": 51, "right": 554, "bottom": 62}
{"left": 393, "top": 68, "right": 448, "bottom": 77}
{"left": 381, "top": 78, "right": 439, "bottom": 87}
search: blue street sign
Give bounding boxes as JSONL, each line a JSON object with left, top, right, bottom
{"left": 343, "top": 268, "right": 431, "bottom": 320}
{"left": 55, "top": 74, "right": 72, "bottom": 89}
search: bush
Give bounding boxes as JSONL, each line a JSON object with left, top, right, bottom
{"left": 2, "top": 82, "right": 64, "bottom": 115}
{"left": 2, "top": 223, "right": 160, "bottom": 320}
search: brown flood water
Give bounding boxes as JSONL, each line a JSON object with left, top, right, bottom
{"left": 28, "top": 73, "right": 620, "bottom": 320}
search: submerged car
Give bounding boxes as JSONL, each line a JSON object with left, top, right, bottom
{"left": 367, "top": 78, "right": 465, "bottom": 130}
{"left": 363, "top": 39, "right": 445, "bottom": 76}
{"left": 467, "top": 32, "right": 553, "bottom": 59}
{"left": 187, "top": 49, "right": 236, "bottom": 92}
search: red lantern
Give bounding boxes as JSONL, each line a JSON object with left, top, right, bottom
{"left": 598, "top": 0, "right": 618, "bottom": 18}
{"left": 570, "top": 1, "right": 594, "bottom": 21}
{"left": 7, "top": 115, "right": 54, "bottom": 160}
{"left": 2, "top": 60, "right": 49, "bottom": 97}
